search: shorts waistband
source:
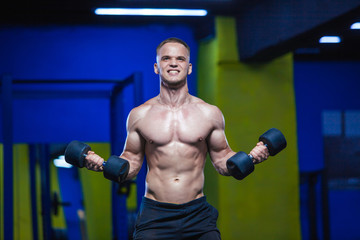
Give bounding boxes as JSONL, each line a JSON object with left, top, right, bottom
{"left": 142, "top": 196, "right": 207, "bottom": 209}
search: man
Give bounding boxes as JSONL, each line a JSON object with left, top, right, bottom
{"left": 85, "top": 37, "right": 269, "bottom": 239}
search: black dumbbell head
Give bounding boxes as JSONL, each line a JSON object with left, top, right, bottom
{"left": 103, "top": 156, "right": 130, "bottom": 183}
{"left": 226, "top": 151, "right": 255, "bottom": 180}
{"left": 259, "top": 128, "right": 287, "bottom": 156}
{"left": 64, "top": 140, "right": 91, "bottom": 168}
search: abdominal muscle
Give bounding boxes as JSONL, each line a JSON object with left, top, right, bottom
{"left": 145, "top": 169, "right": 205, "bottom": 204}
{"left": 144, "top": 147, "right": 206, "bottom": 204}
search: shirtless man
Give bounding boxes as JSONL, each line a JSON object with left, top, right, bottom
{"left": 85, "top": 37, "right": 269, "bottom": 239}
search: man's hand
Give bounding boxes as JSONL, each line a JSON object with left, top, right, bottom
{"left": 249, "top": 142, "right": 269, "bottom": 164}
{"left": 85, "top": 151, "right": 105, "bottom": 172}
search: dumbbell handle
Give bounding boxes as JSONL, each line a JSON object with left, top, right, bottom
{"left": 84, "top": 152, "right": 129, "bottom": 183}
{"left": 248, "top": 143, "right": 268, "bottom": 160}
{"left": 81, "top": 153, "right": 108, "bottom": 166}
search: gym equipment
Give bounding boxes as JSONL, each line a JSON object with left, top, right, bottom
{"left": 64, "top": 140, "right": 129, "bottom": 183}
{"left": 226, "top": 128, "right": 287, "bottom": 180}
{"left": 51, "top": 192, "right": 71, "bottom": 216}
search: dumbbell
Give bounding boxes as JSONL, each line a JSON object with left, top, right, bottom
{"left": 226, "top": 128, "right": 287, "bottom": 180}
{"left": 64, "top": 140, "right": 129, "bottom": 183}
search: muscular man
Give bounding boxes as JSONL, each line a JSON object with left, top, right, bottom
{"left": 85, "top": 37, "right": 269, "bottom": 239}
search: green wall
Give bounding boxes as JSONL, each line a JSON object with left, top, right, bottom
{"left": 198, "top": 17, "right": 301, "bottom": 239}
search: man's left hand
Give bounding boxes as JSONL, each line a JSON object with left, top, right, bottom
{"left": 249, "top": 142, "right": 269, "bottom": 164}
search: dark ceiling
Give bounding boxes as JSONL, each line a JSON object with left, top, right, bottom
{"left": 1, "top": 0, "right": 360, "bottom": 61}
{"left": 1, "top": 0, "right": 249, "bottom": 23}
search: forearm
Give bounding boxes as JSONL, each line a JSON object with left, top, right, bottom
{"left": 120, "top": 152, "right": 144, "bottom": 180}
{"left": 211, "top": 150, "right": 237, "bottom": 176}
{"left": 84, "top": 150, "right": 130, "bottom": 183}
{"left": 126, "top": 161, "right": 143, "bottom": 180}
{"left": 213, "top": 149, "right": 258, "bottom": 180}
{"left": 225, "top": 142, "right": 270, "bottom": 180}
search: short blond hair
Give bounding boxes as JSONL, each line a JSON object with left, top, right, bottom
{"left": 156, "top": 37, "right": 190, "bottom": 56}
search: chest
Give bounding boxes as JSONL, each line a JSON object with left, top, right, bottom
{"left": 139, "top": 107, "right": 211, "bottom": 145}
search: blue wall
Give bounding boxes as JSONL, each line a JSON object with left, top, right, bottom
{"left": 0, "top": 25, "right": 198, "bottom": 143}
{"left": 294, "top": 60, "right": 360, "bottom": 240}
{"left": 294, "top": 61, "right": 360, "bottom": 171}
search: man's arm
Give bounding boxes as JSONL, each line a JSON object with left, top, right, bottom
{"left": 206, "top": 106, "right": 235, "bottom": 176}
{"left": 206, "top": 106, "right": 269, "bottom": 177}
{"left": 120, "top": 108, "right": 146, "bottom": 180}
{"left": 84, "top": 107, "right": 145, "bottom": 180}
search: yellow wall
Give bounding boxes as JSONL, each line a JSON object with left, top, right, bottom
{"left": 0, "top": 144, "right": 34, "bottom": 240}
{"left": 198, "top": 17, "right": 301, "bottom": 239}
{"left": 13, "top": 144, "right": 33, "bottom": 240}
{"left": 1, "top": 142, "right": 137, "bottom": 240}
{"left": 36, "top": 156, "right": 43, "bottom": 240}
{"left": 198, "top": 37, "right": 220, "bottom": 208}
{"left": 79, "top": 142, "right": 138, "bottom": 239}
{"left": 80, "top": 142, "right": 112, "bottom": 240}
{"left": 50, "top": 158, "right": 67, "bottom": 231}
{"left": 0, "top": 144, "right": 67, "bottom": 240}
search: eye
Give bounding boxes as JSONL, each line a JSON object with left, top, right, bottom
{"left": 162, "top": 56, "right": 170, "bottom": 61}
{"left": 177, "top": 57, "right": 186, "bottom": 61}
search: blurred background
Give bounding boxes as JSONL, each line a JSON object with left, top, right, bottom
{"left": 1, "top": 0, "right": 360, "bottom": 239}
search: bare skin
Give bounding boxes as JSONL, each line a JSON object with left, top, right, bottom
{"left": 85, "top": 42, "right": 269, "bottom": 204}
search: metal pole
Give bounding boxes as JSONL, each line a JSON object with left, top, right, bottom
{"left": 39, "top": 144, "right": 52, "bottom": 240}
{"left": 110, "top": 82, "right": 128, "bottom": 240}
{"left": 133, "top": 72, "right": 143, "bottom": 107}
{"left": 2, "top": 74, "right": 14, "bottom": 240}
{"left": 308, "top": 172, "right": 319, "bottom": 240}
{"left": 29, "top": 144, "right": 39, "bottom": 240}
{"left": 321, "top": 170, "right": 330, "bottom": 240}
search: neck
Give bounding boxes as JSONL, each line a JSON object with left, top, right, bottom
{"left": 158, "top": 81, "right": 190, "bottom": 108}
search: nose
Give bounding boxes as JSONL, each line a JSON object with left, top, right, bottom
{"left": 169, "top": 58, "right": 178, "bottom": 67}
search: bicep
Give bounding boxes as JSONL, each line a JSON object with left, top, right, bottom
{"left": 120, "top": 129, "right": 145, "bottom": 179}
{"left": 119, "top": 109, "right": 146, "bottom": 178}
{"left": 203, "top": 105, "right": 237, "bottom": 175}
{"left": 121, "top": 129, "right": 145, "bottom": 161}
{"left": 207, "top": 127, "right": 235, "bottom": 176}
{"left": 207, "top": 127, "right": 234, "bottom": 163}
{"left": 207, "top": 106, "right": 235, "bottom": 160}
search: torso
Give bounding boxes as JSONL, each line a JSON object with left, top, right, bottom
{"left": 135, "top": 95, "right": 216, "bottom": 204}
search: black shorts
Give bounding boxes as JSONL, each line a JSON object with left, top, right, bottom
{"left": 133, "top": 196, "right": 221, "bottom": 240}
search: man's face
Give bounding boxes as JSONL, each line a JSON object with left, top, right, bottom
{"left": 154, "top": 42, "right": 192, "bottom": 88}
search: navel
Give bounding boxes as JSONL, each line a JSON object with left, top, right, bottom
{"left": 198, "top": 137, "right": 204, "bottom": 142}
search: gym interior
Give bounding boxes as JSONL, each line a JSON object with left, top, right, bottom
{"left": 1, "top": 1, "right": 360, "bottom": 240}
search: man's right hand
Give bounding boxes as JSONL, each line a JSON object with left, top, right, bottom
{"left": 85, "top": 151, "right": 104, "bottom": 172}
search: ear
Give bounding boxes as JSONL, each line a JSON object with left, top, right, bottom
{"left": 187, "top": 63, "right": 192, "bottom": 75}
{"left": 154, "top": 63, "right": 159, "bottom": 74}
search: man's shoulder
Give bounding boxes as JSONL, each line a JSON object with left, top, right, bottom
{"left": 129, "top": 97, "right": 156, "bottom": 116}
{"left": 126, "top": 97, "right": 157, "bottom": 127}
{"left": 190, "top": 96, "right": 223, "bottom": 119}
{"left": 190, "top": 95, "right": 220, "bottom": 110}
